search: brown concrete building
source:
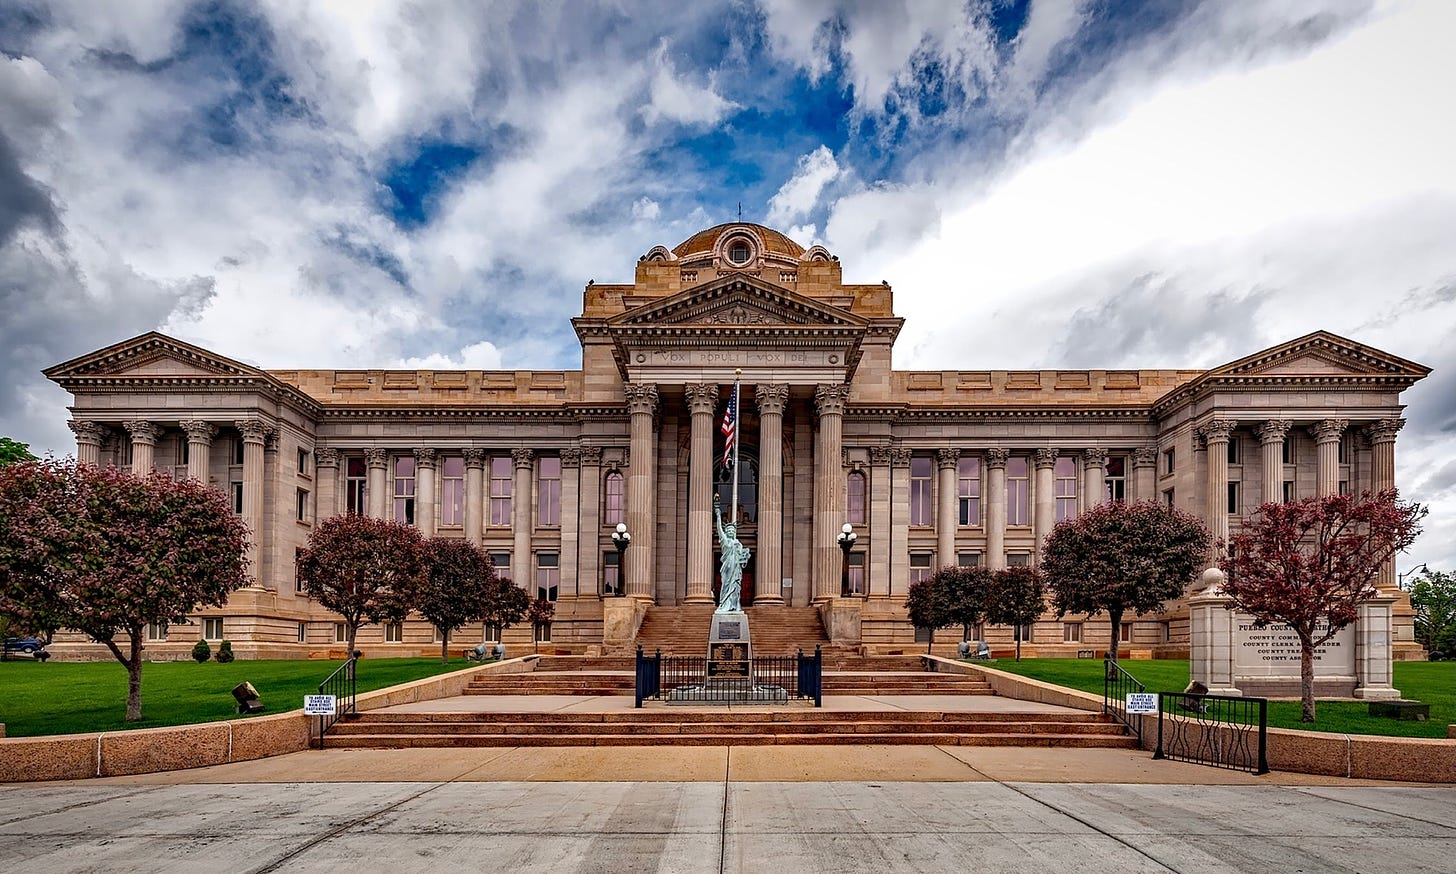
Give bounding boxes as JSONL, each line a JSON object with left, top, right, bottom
{"left": 44, "top": 222, "right": 1431, "bottom": 659}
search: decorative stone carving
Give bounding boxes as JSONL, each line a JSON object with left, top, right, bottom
{"left": 314, "top": 447, "right": 340, "bottom": 468}
{"left": 869, "top": 446, "right": 892, "bottom": 465}
{"left": 813, "top": 383, "right": 850, "bottom": 417}
{"left": 1365, "top": 417, "right": 1405, "bottom": 445}
{"left": 755, "top": 383, "right": 789, "bottom": 415}
{"left": 413, "top": 447, "right": 437, "bottom": 469}
{"left": 1309, "top": 419, "right": 1348, "bottom": 445}
{"left": 984, "top": 448, "right": 1011, "bottom": 469}
{"left": 1033, "top": 448, "right": 1059, "bottom": 469}
{"left": 561, "top": 448, "right": 581, "bottom": 468}
{"left": 624, "top": 382, "right": 660, "bottom": 415}
{"left": 463, "top": 448, "right": 488, "bottom": 469}
{"left": 1255, "top": 419, "right": 1293, "bottom": 445}
{"left": 363, "top": 448, "right": 389, "bottom": 468}
{"left": 1081, "top": 447, "right": 1110, "bottom": 469}
{"left": 684, "top": 383, "right": 719, "bottom": 414}
{"left": 179, "top": 420, "right": 217, "bottom": 443}
{"left": 511, "top": 448, "right": 535, "bottom": 469}
{"left": 580, "top": 446, "right": 603, "bottom": 466}
{"left": 704, "top": 304, "right": 782, "bottom": 325}
{"left": 234, "top": 419, "right": 273, "bottom": 444}
{"left": 1132, "top": 447, "right": 1158, "bottom": 468}
{"left": 123, "top": 420, "right": 163, "bottom": 445}
{"left": 68, "top": 420, "right": 107, "bottom": 444}
{"left": 890, "top": 448, "right": 913, "bottom": 468}
{"left": 1196, "top": 419, "right": 1237, "bottom": 445}
{"left": 936, "top": 448, "right": 960, "bottom": 470}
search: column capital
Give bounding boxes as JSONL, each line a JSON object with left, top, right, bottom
{"left": 1196, "top": 418, "right": 1237, "bottom": 445}
{"left": 984, "top": 448, "right": 1011, "bottom": 469}
{"left": 412, "top": 447, "right": 438, "bottom": 469}
{"left": 1255, "top": 419, "right": 1293, "bottom": 444}
{"left": 1082, "top": 447, "right": 1109, "bottom": 469}
{"left": 463, "top": 447, "right": 488, "bottom": 469}
{"left": 869, "top": 446, "right": 892, "bottom": 466}
{"left": 580, "top": 446, "right": 603, "bottom": 466}
{"left": 179, "top": 420, "right": 217, "bottom": 443}
{"left": 1033, "top": 448, "right": 1059, "bottom": 469}
{"left": 364, "top": 448, "right": 389, "bottom": 469}
{"left": 1132, "top": 447, "right": 1158, "bottom": 468}
{"left": 936, "top": 447, "right": 960, "bottom": 470}
{"left": 234, "top": 418, "right": 274, "bottom": 444}
{"left": 684, "top": 383, "right": 718, "bottom": 415}
{"left": 123, "top": 420, "right": 163, "bottom": 445}
{"left": 624, "top": 382, "right": 660, "bottom": 415}
{"left": 561, "top": 448, "right": 582, "bottom": 468}
{"left": 68, "top": 420, "right": 107, "bottom": 444}
{"left": 813, "top": 383, "right": 851, "bottom": 417}
{"left": 890, "top": 447, "right": 913, "bottom": 468}
{"left": 511, "top": 448, "right": 535, "bottom": 469}
{"left": 315, "top": 447, "right": 340, "bottom": 468}
{"left": 1309, "top": 419, "right": 1349, "bottom": 445}
{"left": 1365, "top": 417, "right": 1405, "bottom": 445}
{"left": 755, "top": 383, "right": 790, "bottom": 416}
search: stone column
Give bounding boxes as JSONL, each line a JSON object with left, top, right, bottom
{"left": 512, "top": 448, "right": 534, "bottom": 590}
{"left": 68, "top": 420, "right": 107, "bottom": 467}
{"left": 414, "top": 448, "right": 437, "bottom": 538}
{"left": 1033, "top": 448, "right": 1058, "bottom": 562}
{"left": 364, "top": 448, "right": 389, "bottom": 518}
{"left": 985, "top": 449, "right": 1009, "bottom": 570}
{"left": 869, "top": 446, "right": 892, "bottom": 598}
{"left": 1311, "top": 419, "right": 1347, "bottom": 497}
{"left": 1131, "top": 447, "right": 1157, "bottom": 502}
{"left": 812, "top": 384, "right": 850, "bottom": 602}
{"left": 315, "top": 448, "right": 339, "bottom": 520}
{"left": 684, "top": 383, "right": 719, "bottom": 605}
{"left": 889, "top": 448, "right": 912, "bottom": 597}
{"left": 1366, "top": 418, "right": 1405, "bottom": 590}
{"left": 1197, "top": 419, "right": 1236, "bottom": 551}
{"left": 755, "top": 384, "right": 789, "bottom": 604}
{"left": 559, "top": 449, "right": 581, "bottom": 599}
{"left": 1082, "top": 447, "right": 1108, "bottom": 509}
{"left": 578, "top": 447, "right": 603, "bottom": 598}
{"left": 1352, "top": 591, "right": 1401, "bottom": 700}
{"left": 625, "top": 383, "right": 659, "bottom": 599}
{"left": 1255, "top": 419, "right": 1292, "bottom": 506}
{"left": 178, "top": 420, "right": 217, "bottom": 484}
{"left": 235, "top": 418, "right": 273, "bottom": 587}
{"left": 936, "top": 448, "right": 959, "bottom": 570}
{"left": 123, "top": 420, "right": 162, "bottom": 476}
{"left": 463, "top": 449, "right": 487, "bottom": 545}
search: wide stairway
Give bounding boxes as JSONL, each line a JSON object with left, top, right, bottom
{"left": 634, "top": 605, "right": 831, "bottom": 656}
{"left": 321, "top": 710, "right": 1135, "bottom": 749}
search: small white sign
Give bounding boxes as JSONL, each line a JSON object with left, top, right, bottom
{"left": 1125, "top": 692, "right": 1158, "bottom": 714}
{"left": 303, "top": 694, "right": 337, "bottom": 716}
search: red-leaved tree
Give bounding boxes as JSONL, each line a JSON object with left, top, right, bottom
{"left": 905, "top": 575, "right": 953, "bottom": 653}
{"left": 1220, "top": 489, "right": 1425, "bottom": 722}
{"left": 528, "top": 596, "right": 556, "bottom": 653}
{"left": 420, "top": 538, "right": 498, "bottom": 664}
{"left": 987, "top": 566, "right": 1047, "bottom": 661}
{"left": 0, "top": 460, "right": 249, "bottom": 721}
{"left": 482, "top": 577, "right": 530, "bottom": 646}
{"left": 937, "top": 565, "right": 993, "bottom": 643}
{"left": 1042, "top": 500, "right": 1211, "bottom": 667}
{"left": 296, "top": 515, "right": 427, "bottom": 654}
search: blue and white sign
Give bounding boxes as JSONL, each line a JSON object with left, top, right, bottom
{"left": 1125, "top": 692, "right": 1158, "bottom": 714}
{"left": 303, "top": 694, "right": 337, "bottom": 716}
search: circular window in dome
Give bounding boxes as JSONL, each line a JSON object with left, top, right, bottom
{"left": 725, "top": 238, "right": 754, "bottom": 267}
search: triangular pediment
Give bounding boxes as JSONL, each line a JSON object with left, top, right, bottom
{"left": 1207, "top": 331, "right": 1431, "bottom": 379}
{"left": 44, "top": 332, "right": 262, "bottom": 379}
{"left": 610, "top": 274, "right": 867, "bottom": 329}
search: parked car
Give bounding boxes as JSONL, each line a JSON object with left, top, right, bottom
{"left": 3, "top": 637, "right": 48, "bottom": 657}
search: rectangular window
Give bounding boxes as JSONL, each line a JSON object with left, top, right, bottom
{"left": 957, "top": 457, "right": 981, "bottom": 526}
{"left": 536, "top": 552, "right": 560, "bottom": 602}
{"left": 295, "top": 547, "right": 305, "bottom": 593}
{"left": 484, "top": 622, "right": 502, "bottom": 642}
{"left": 232, "top": 438, "right": 244, "bottom": 465}
{"left": 296, "top": 488, "right": 309, "bottom": 523}
{"left": 334, "top": 622, "right": 347, "bottom": 643}
{"left": 1227, "top": 482, "right": 1240, "bottom": 515}
{"left": 1007, "top": 553, "right": 1031, "bottom": 567}
{"left": 538, "top": 456, "right": 561, "bottom": 527}
{"left": 1063, "top": 622, "right": 1082, "bottom": 643}
{"left": 297, "top": 622, "right": 306, "bottom": 643}
{"left": 909, "top": 553, "right": 932, "bottom": 587}
{"left": 297, "top": 448, "right": 310, "bottom": 476}
{"left": 909, "top": 456, "right": 933, "bottom": 526}
{"left": 384, "top": 622, "right": 402, "bottom": 643}
{"left": 393, "top": 456, "right": 416, "bottom": 525}
{"left": 231, "top": 481, "right": 243, "bottom": 515}
{"left": 1104, "top": 456, "right": 1126, "bottom": 503}
{"left": 490, "top": 552, "right": 511, "bottom": 580}
{"left": 346, "top": 457, "right": 367, "bottom": 515}
{"left": 146, "top": 622, "right": 168, "bottom": 641}
{"left": 603, "top": 551, "right": 622, "bottom": 596}
{"left": 1015, "top": 623, "right": 1034, "bottom": 643}
{"left": 1283, "top": 480, "right": 1295, "bottom": 503}
{"left": 846, "top": 471, "right": 866, "bottom": 525}
{"left": 604, "top": 471, "right": 625, "bottom": 525}
{"left": 179, "top": 438, "right": 190, "bottom": 466}
{"left": 1163, "top": 449, "right": 1176, "bottom": 475}
{"left": 1007, "top": 456, "right": 1029, "bottom": 526}
{"left": 1282, "top": 438, "right": 1294, "bottom": 465}
{"left": 1338, "top": 479, "right": 1350, "bottom": 496}
{"left": 1054, "top": 457, "right": 1077, "bottom": 522}
{"left": 1120, "top": 622, "right": 1133, "bottom": 643}
{"left": 441, "top": 456, "right": 465, "bottom": 526}
{"left": 1163, "top": 488, "right": 1175, "bottom": 508}
{"left": 957, "top": 552, "right": 981, "bottom": 567}
{"left": 203, "top": 618, "right": 224, "bottom": 641}
{"left": 846, "top": 552, "right": 865, "bottom": 596}
{"left": 1338, "top": 436, "right": 1349, "bottom": 464}
{"left": 489, "top": 457, "right": 513, "bottom": 526}
{"left": 535, "top": 622, "right": 552, "bottom": 643}
{"left": 1227, "top": 437, "right": 1241, "bottom": 465}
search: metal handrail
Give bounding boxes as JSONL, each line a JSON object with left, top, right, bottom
{"left": 1102, "top": 658, "right": 1146, "bottom": 744}
{"left": 634, "top": 645, "right": 823, "bottom": 707}
{"left": 1154, "top": 691, "right": 1269, "bottom": 775}
{"left": 313, "top": 652, "right": 359, "bottom": 748}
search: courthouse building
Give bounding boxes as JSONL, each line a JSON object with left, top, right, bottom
{"left": 45, "top": 222, "right": 1430, "bottom": 659}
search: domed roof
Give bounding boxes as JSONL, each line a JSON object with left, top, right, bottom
{"left": 672, "top": 223, "right": 806, "bottom": 259}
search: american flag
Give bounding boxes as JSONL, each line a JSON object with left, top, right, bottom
{"left": 720, "top": 390, "right": 737, "bottom": 467}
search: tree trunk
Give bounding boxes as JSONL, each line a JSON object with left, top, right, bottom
{"left": 347, "top": 622, "right": 358, "bottom": 657}
{"left": 440, "top": 627, "right": 450, "bottom": 665}
{"left": 926, "top": 627, "right": 934, "bottom": 654}
{"left": 1015, "top": 632, "right": 1022, "bottom": 662}
{"left": 125, "top": 636, "right": 144, "bottom": 722}
{"left": 1107, "top": 607, "right": 1124, "bottom": 668}
{"left": 1300, "top": 633, "right": 1317, "bottom": 722}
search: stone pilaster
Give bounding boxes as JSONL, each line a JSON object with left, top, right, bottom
{"left": 624, "top": 383, "right": 659, "bottom": 600}
{"left": 1081, "top": 447, "right": 1108, "bottom": 509}
{"left": 364, "top": 448, "right": 389, "bottom": 519}
{"left": 812, "top": 383, "right": 850, "bottom": 602}
{"left": 889, "top": 448, "right": 912, "bottom": 597}
{"left": 123, "top": 420, "right": 162, "bottom": 476}
{"left": 179, "top": 420, "right": 217, "bottom": 483}
{"left": 1131, "top": 447, "right": 1157, "bottom": 502}
{"left": 560, "top": 448, "right": 581, "bottom": 599}
{"left": 1033, "top": 448, "right": 1058, "bottom": 562}
{"left": 235, "top": 418, "right": 274, "bottom": 587}
{"left": 68, "top": 420, "right": 107, "bottom": 467}
{"left": 463, "top": 448, "right": 487, "bottom": 546}
{"left": 1197, "top": 419, "right": 1236, "bottom": 551}
{"left": 984, "top": 449, "right": 1010, "bottom": 570}
{"left": 684, "top": 383, "right": 719, "bottom": 604}
{"left": 414, "top": 448, "right": 437, "bottom": 538}
{"left": 1255, "top": 419, "right": 1292, "bottom": 506}
{"left": 512, "top": 448, "right": 534, "bottom": 591}
{"left": 868, "top": 446, "right": 892, "bottom": 598}
{"left": 1352, "top": 591, "right": 1401, "bottom": 699}
{"left": 315, "top": 448, "right": 339, "bottom": 521}
{"left": 1366, "top": 418, "right": 1405, "bottom": 591}
{"left": 578, "top": 447, "right": 603, "bottom": 598}
{"left": 936, "top": 448, "right": 959, "bottom": 571}
{"left": 755, "top": 384, "right": 789, "bottom": 604}
{"left": 1311, "top": 419, "right": 1348, "bottom": 498}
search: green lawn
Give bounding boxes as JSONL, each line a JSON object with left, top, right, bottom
{"left": 981, "top": 658, "right": 1455, "bottom": 738}
{"left": 0, "top": 657, "right": 469, "bottom": 738}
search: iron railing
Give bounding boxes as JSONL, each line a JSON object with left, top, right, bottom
{"left": 1154, "top": 691, "right": 1269, "bottom": 775}
{"left": 313, "top": 653, "right": 359, "bottom": 749}
{"left": 1102, "top": 658, "right": 1147, "bottom": 744}
{"left": 634, "top": 645, "right": 822, "bottom": 707}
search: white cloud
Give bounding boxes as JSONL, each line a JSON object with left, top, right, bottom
{"left": 632, "top": 197, "right": 661, "bottom": 221}
{"left": 766, "top": 145, "right": 840, "bottom": 228}
{"left": 400, "top": 340, "right": 503, "bottom": 370}
{"left": 641, "top": 40, "right": 738, "bottom": 126}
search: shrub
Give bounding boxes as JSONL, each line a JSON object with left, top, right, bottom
{"left": 191, "top": 639, "right": 211, "bottom": 663}
{"left": 215, "top": 640, "right": 235, "bottom": 663}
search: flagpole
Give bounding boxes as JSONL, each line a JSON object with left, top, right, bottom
{"left": 731, "top": 369, "right": 741, "bottom": 525}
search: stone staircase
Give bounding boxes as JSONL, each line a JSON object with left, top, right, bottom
{"left": 320, "top": 710, "right": 1136, "bottom": 749}
{"left": 634, "top": 605, "right": 832, "bottom": 656}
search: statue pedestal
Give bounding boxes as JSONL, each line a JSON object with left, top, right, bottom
{"left": 666, "top": 610, "right": 787, "bottom": 704}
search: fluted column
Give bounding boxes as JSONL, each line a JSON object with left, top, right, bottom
{"left": 985, "top": 449, "right": 1009, "bottom": 570}
{"left": 364, "top": 448, "right": 389, "bottom": 518}
{"left": 1198, "top": 419, "right": 1236, "bottom": 551}
{"left": 1312, "top": 419, "right": 1347, "bottom": 497}
{"left": 123, "top": 420, "right": 162, "bottom": 476}
{"left": 1256, "top": 419, "right": 1292, "bottom": 506}
{"left": 1132, "top": 447, "right": 1157, "bottom": 501}
{"left": 463, "top": 449, "right": 486, "bottom": 545}
{"left": 625, "top": 383, "right": 659, "bottom": 599}
{"left": 578, "top": 447, "right": 602, "bottom": 598}
{"left": 178, "top": 420, "right": 216, "bottom": 483}
{"left": 1366, "top": 418, "right": 1405, "bottom": 589}
{"left": 755, "top": 384, "right": 789, "bottom": 604}
{"left": 812, "top": 384, "right": 850, "bottom": 602}
{"left": 684, "top": 383, "right": 719, "bottom": 604}
{"left": 889, "top": 449, "right": 912, "bottom": 596}
{"left": 235, "top": 418, "right": 273, "bottom": 586}
{"left": 869, "top": 446, "right": 893, "bottom": 598}
{"left": 560, "top": 449, "right": 581, "bottom": 599}
{"left": 935, "top": 448, "right": 959, "bottom": 569}
{"left": 512, "top": 448, "right": 534, "bottom": 590}
{"left": 315, "top": 448, "right": 339, "bottom": 520}
{"left": 69, "top": 421, "right": 106, "bottom": 467}
{"left": 1082, "top": 447, "right": 1108, "bottom": 509}
{"left": 1033, "top": 448, "right": 1058, "bottom": 562}
{"left": 414, "top": 448, "right": 437, "bottom": 537}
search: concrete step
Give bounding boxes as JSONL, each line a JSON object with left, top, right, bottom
{"left": 320, "top": 730, "right": 1135, "bottom": 749}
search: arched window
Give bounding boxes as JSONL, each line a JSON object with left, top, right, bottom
{"left": 714, "top": 454, "right": 758, "bottom": 524}
{"left": 604, "top": 471, "right": 624, "bottom": 525}
{"left": 846, "top": 470, "right": 866, "bottom": 524}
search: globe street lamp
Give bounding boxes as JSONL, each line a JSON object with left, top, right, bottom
{"left": 837, "top": 522, "right": 858, "bottom": 597}
{"left": 611, "top": 522, "right": 631, "bottom": 597}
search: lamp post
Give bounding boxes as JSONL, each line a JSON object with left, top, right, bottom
{"left": 611, "top": 522, "right": 631, "bottom": 597}
{"left": 1398, "top": 563, "right": 1428, "bottom": 591}
{"left": 837, "top": 522, "right": 858, "bottom": 597}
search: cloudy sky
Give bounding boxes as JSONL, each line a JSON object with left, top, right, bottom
{"left": 2, "top": 0, "right": 1452, "bottom": 571}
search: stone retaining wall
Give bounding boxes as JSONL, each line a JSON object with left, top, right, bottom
{"left": 930, "top": 656, "right": 1456, "bottom": 782}
{"left": 0, "top": 656, "right": 538, "bottom": 783}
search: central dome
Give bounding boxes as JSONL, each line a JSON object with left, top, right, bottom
{"left": 672, "top": 223, "right": 806, "bottom": 259}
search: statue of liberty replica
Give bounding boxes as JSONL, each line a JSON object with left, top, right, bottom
{"left": 704, "top": 370, "right": 755, "bottom": 693}
{"left": 714, "top": 494, "right": 750, "bottom": 614}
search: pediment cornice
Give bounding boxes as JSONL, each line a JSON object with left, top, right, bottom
{"left": 608, "top": 273, "right": 868, "bottom": 329}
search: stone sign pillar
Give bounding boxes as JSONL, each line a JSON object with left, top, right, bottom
{"left": 1352, "top": 591, "right": 1401, "bottom": 700}
{"left": 1187, "top": 569, "right": 1241, "bottom": 695}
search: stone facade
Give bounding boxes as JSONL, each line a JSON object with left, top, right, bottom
{"left": 43, "top": 222, "right": 1432, "bottom": 659}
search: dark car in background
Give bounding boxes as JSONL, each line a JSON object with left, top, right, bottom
{"left": 2, "top": 637, "right": 49, "bottom": 659}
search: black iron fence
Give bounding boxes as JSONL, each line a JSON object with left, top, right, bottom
{"left": 312, "top": 653, "right": 359, "bottom": 749}
{"left": 1102, "top": 658, "right": 1147, "bottom": 744}
{"left": 635, "top": 645, "right": 822, "bottom": 707}
{"left": 1153, "top": 691, "right": 1269, "bottom": 775}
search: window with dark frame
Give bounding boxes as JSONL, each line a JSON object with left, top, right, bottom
{"left": 957, "top": 456, "right": 981, "bottom": 526}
